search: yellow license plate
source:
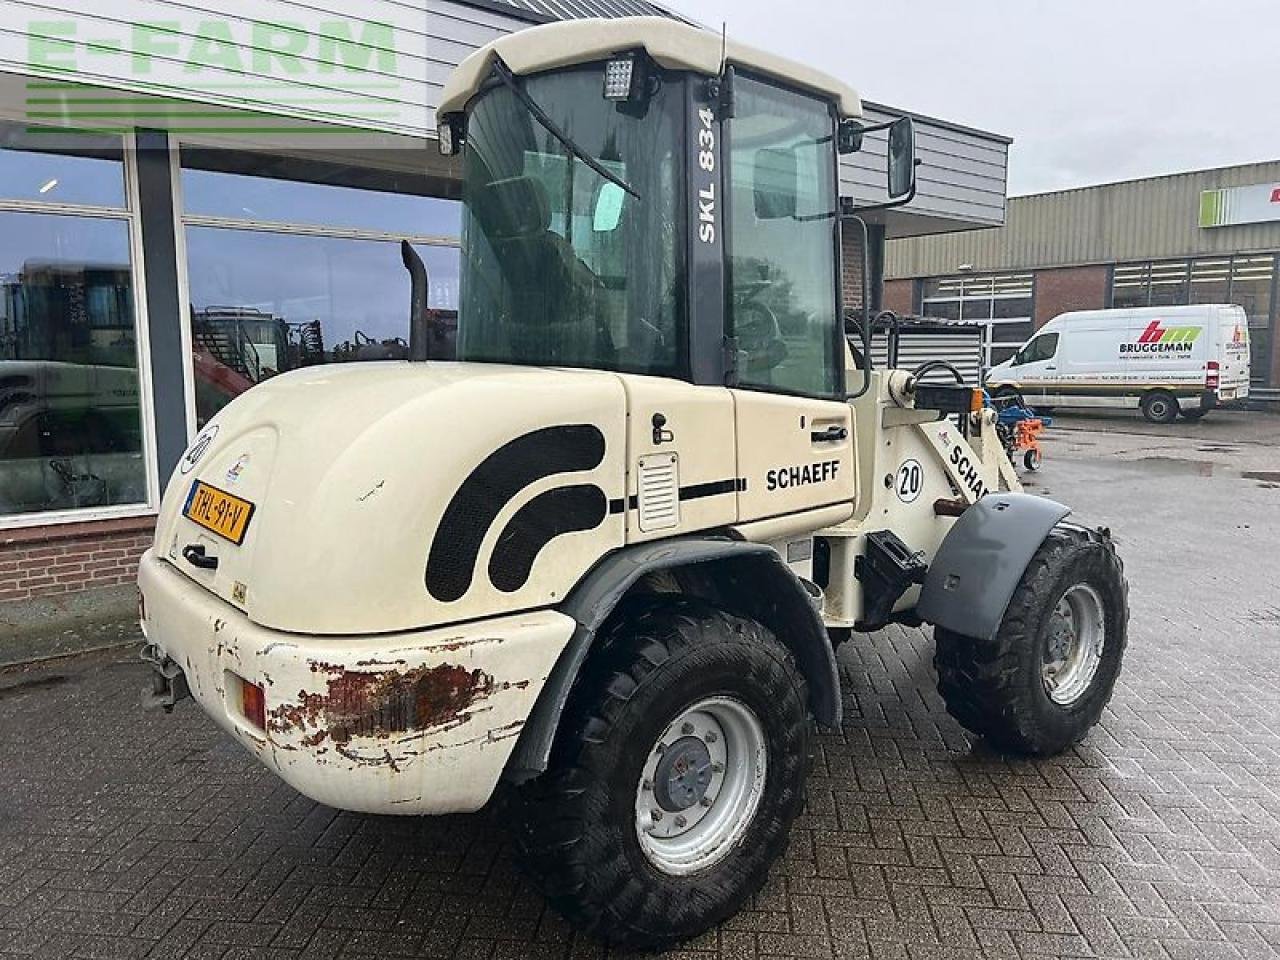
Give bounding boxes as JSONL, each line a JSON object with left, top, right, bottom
{"left": 183, "top": 481, "right": 255, "bottom": 545}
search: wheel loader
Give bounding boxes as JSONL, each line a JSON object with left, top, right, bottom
{"left": 138, "top": 16, "right": 1128, "bottom": 949}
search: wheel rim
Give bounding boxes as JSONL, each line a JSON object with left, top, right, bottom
{"left": 634, "top": 696, "right": 767, "bottom": 876}
{"left": 1041, "top": 583, "right": 1107, "bottom": 706}
{"left": 1150, "top": 397, "right": 1170, "bottom": 419}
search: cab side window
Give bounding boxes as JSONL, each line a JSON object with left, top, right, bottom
{"left": 727, "top": 76, "right": 839, "bottom": 397}
{"left": 1017, "top": 332, "right": 1059, "bottom": 364}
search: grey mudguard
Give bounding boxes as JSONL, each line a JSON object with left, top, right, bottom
{"left": 504, "top": 537, "right": 841, "bottom": 781}
{"left": 917, "top": 492, "right": 1071, "bottom": 641}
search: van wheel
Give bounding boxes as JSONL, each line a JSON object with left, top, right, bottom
{"left": 511, "top": 597, "right": 811, "bottom": 950}
{"left": 1180, "top": 408, "right": 1209, "bottom": 421}
{"left": 934, "top": 524, "right": 1128, "bottom": 756}
{"left": 1139, "top": 390, "right": 1178, "bottom": 424}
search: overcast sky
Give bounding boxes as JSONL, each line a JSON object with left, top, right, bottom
{"left": 661, "top": 0, "right": 1280, "bottom": 196}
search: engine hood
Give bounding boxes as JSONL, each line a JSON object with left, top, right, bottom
{"left": 155, "top": 362, "right": 627, "bottom": 634}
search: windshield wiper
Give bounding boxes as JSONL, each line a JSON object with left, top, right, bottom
{"left": 492, "top": 56, "right": 641, "bottom": 200}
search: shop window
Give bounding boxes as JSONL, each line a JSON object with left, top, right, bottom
{"left": 1111, "top": 263, "right": 1149, "bottom": 308}
{"left": 1113, "top": 255, "right": 1276, "bottom": 385}
{"left": 921, "top": 273, "right": 1032, "bottom": 370}
{"left": 0, "top": 124, "right": 145, "bottom": 521}
{"left": 1188, "top": 258, "right": 1231, "bottom": 304}
{"left": 180, "top": 151, "right": 463, "bottom": 427}
{"left": 182, "top": 160, "right": 460, "bottom": 238}
{"left": 0, "top": 126, "right": 125, "bottom": 208}
{"left": 1147, "top": 260, "right": 1188, "bottom": 306}
{"left": 185, "top": 230, "right": 459, "bottom": 426}
{"left": 1229, "top": 254, "right": 1275, "bottom": 385}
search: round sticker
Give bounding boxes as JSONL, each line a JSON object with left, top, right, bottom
{"left": 895, "top": 459, "right": 923, "bottom": 503}
{"left": 179, "top": 424, "right": 218, "bottom": 474}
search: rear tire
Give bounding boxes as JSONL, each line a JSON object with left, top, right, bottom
{"left": 1140, "top": 390, "right": 1179, "bottom": 424}
{"left": 933, "top": 525, "right": 1127, "bottom": 756}
{"left": 511, "top": 597, "right": 811, "bottom": 950}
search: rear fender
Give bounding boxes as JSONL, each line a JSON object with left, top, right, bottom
{"left": 503, "top": 537, "right": 840, "bottom": 782}
{"left": 916, "top": 492, "right": 1070, "bottom": 640}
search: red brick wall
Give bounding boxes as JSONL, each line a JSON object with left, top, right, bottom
{"left": 0, "top": 516, "right": 155, "bottom": 604}
{"left": 840, "top": 227, "right": 865, "bottom": 310}
{"left": 1033, "top": 265, "right": 1110, "bottom": 329}
{"left": 884, "top": 279, "right": 915, "bottom": 315}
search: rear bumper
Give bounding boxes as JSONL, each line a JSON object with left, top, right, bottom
{"left": 137, "top": 549, "right": 575, "bottom": 815}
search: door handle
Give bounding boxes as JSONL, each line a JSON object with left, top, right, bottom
{"left": 182, "top": 544, "right": 219, "bottom": 570}
{"left": 810, "top": 425, "right": 848, "bottom": 443}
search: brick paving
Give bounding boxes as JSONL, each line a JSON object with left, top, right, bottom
{"left": 2, "top": 415, "right": 1279, "bottom": 960}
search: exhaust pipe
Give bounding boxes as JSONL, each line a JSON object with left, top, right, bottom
{"left": 402, "top": 240, "right": 430, "bottom": 362}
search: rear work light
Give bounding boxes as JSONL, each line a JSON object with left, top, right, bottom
{"left": 1206, "top": 361, "right": 1220, "bottom": 389}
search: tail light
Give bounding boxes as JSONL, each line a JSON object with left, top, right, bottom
{"left": 241, "top": 679, "right": 266, "bottom": 731}
{"left": 1206, "top": 361, "right": 1220, "bottom": 389}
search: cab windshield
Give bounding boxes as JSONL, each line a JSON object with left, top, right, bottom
{"left": 456, "top": 66, "right": 683, "bottom": 375}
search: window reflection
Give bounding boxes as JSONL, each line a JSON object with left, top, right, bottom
{"left": 181, "top": 162, "right": 461, "bottom": 237}
{"left": 0, "top": 212, "right": 144, "bottom": 516}
{"left": 0, "top": 122, "right": 125, "bottom": 208}
{"left": 184, "top": 227, "right": 459, "bottom": 426}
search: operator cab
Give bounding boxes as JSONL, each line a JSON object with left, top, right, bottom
{"left": 434, "top": 17, "right": 915, "bottom": 401}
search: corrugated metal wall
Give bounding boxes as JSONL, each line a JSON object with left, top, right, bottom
{"left": 843, "top": 103, "right": 1008, "bottom": 230}
{"left": 887, "top": 161, "right": 1280, "bottom": 279}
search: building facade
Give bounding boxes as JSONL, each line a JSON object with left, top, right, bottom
{"left": 883, "top": 161, "right": 1280, "bottom": 386}
{"left": 0, "top": 0, "right": 1009, "bottom": 614}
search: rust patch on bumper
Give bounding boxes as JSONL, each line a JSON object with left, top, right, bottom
{"left": 268, "top": 663, "right": 497, "bottom": 749}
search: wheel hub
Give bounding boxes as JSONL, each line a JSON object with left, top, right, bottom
{"left": 653, "top": 736, "right": 713, "bottom": 812}
{"left": 1042, "top": 583, "right": 1107, "bottom": 707}
{"left": 634, "top": 697, "right": 767, "bottom": 876}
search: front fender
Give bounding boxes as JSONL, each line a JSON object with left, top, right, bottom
{"left": 916, "top": 493, "right": 1070, "bottom": 640}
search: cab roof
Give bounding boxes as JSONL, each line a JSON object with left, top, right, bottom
{"left": 437, "top": 16, "right": 863, "bottom": 120}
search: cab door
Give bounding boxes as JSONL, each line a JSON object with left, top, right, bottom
{"left": 725, "top": 74, "right": 854, "bottom": 522}
{"left": 1013, "top": 331, "right": 1060, "bottom": 401}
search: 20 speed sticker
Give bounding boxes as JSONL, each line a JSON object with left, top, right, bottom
{"left": 895, "top": 459, "right": 923, "bottom": 503}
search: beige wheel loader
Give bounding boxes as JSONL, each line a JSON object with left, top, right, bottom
{"left": 139, "top": 17, "right": 1128, "bottom": 949}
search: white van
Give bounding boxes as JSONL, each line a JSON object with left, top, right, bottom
{"left": 985, "top": 304, "right": 1251, "bottom": 423}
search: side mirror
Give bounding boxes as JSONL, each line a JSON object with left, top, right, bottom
{"left": 753, "top": 146, "right": 798, "bottom": 220}
{"left": 592, "top": 182, "right": 626, "bottom": 232}
{"left": 887, "top": 116, "right": 916, "bottom": 200}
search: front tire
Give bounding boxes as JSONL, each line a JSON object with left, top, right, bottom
{"left": 512, "top": 597, "right": 811, "bottom": 950}
{"left": 933, "top": 525, "right": 1127, "bottom": 755}
{"left": 1140, "top": 390, "right": 1179, "bottom": 423}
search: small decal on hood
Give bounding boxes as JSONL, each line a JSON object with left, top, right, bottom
{"left": 225, "top": 453, "right": 250, "bottom": 485}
